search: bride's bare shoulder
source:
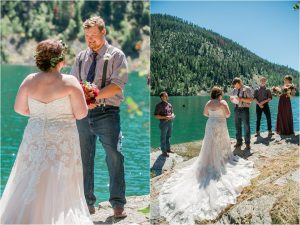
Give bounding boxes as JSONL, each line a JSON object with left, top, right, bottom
{"left": 220, "top": 100, "right": 228, "bottom": 105}
{"left": 206, "top": 100, "right": 212, "bottom": 105}
{"left": 61, "top": 74, "right": 81, "bottom": 94}
{"left": 26, "top": 73, "right": 38, "bottom": 80}
{"left": 21, "top": 73, "right": 38, "bottom": 86}
{"left": 61, "top": 74, "right": 79, "bottom": 85}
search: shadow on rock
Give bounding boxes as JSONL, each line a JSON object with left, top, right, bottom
{"left": 94, "top": 216, "right": 126, "bottom": 224}
{"left": 254, "top": 135, "right": 275, "bottom": 145}
{"left": 279, "top": 134, "right": 299, "bottom": 145}
{"left": 233, "top": 146, "right": 253, "bottom": 160}
{"left": 151, "top": 154, "right": 167, "bottom": 176}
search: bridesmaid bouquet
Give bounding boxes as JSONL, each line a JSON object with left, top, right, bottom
{"left": 272, "top": 84, "right": 295, "bottom": 97}
{"left": 80, "top": 81, "right": 100, "bottom": 105}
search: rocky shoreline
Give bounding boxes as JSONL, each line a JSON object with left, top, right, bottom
{"left": 150, "top": 132, "right": 299, "bottom": 224}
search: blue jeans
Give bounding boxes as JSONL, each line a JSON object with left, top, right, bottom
{"left": 159, "top": 120, "right": 172, "bottom": 152}
{"left": 76, "top": 106, "right": 126, "bottom": 208}
{"left": 234, "top": 107, "right": 251, "bottom": 144}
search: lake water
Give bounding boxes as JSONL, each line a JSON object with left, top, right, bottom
{"left": 151, "top": 95, "right": 300, "bottom": 148}
{"left": 1, "top": 65, "right": 150, "bottom": 204}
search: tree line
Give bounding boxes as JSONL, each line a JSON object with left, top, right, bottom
{"left": 151, "top": 14, "right": 299, "bottom": 96}
{"left": 1, "top": 0, "right": 150, "bottom": 62}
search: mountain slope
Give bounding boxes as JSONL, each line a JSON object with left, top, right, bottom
{"left": 1, "top": 1, "right": 150, "bottom": 63}
{"left": 150, "top": 14, "right": 299, "bottom": 96}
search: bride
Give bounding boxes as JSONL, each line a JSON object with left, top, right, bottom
{"left": 0, "top": 40, "right": 93, "bottom": 224}
{"left": 159, "top": 87, "right": 257, "bottom": 225}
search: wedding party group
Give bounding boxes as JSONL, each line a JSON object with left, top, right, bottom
{"left": 155, "top": 76, "right": 296, "bottom": 157}
{"left": 154, "top": 75, "right": 296, "bottom": 224}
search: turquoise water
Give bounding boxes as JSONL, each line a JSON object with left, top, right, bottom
{"left": 151, "top": 95, "right": 300, "bottom": 148}
{"left": 1, "top": 65, "right": 150, "bottom": 204}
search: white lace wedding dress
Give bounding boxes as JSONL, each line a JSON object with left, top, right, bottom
{"left": 159, "top": 109, "right": 257, "bottom": 225}
{"left": 0, "top": 96, "right": 93, "bottom": 224}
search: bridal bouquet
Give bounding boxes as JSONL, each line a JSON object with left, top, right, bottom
{"left": 272, "top": 84, "right": 295, "bottom": 97}
{"left": 230, "top": 95, "right": 239, "bottom": 104}
{"left": 80, "top": 81, "right": 100, "bottom": 105}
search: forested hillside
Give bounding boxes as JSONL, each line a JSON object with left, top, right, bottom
{"left": 1, "top": 1, "right": 150, "bottom": 63}
{"left": 151, "top": 14, "right": 299, "bottom": 95}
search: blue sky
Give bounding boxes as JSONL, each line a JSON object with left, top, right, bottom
{"left": 151, "top": 1, "right": 299, "bottom": 71}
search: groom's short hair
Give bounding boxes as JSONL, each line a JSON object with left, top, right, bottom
{"left": 284, "top": 75, "right": 293, "bottom": 82}
{"left": 83, "top": 16, "right": 105, "bottom": 31}
{"left": 260, "top": 76, "right": 267, "bottom": 82}
{"left": 159, "top": 92, "right": 168, "bottom": 99}
{"left": 232, "top": 77, "right": 242, "bottom": 85}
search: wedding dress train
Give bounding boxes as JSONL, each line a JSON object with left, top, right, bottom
{"left": 159, "top": 109, "right": 257, "bottom": 225}
{"left": 0, "top": 96, "right": 93, "bottom": 224}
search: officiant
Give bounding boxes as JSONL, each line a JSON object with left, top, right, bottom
{"left": 154, "top": 92, "right": 175, "bottom": 157}
{"left": 230, "top": 77, "right": 253, "bottom": 152}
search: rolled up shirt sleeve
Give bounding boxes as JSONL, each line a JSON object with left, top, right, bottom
{"left": 110, "top": 50, "right": 128, "bottom": 91}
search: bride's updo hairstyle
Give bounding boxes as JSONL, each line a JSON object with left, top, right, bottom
{"left": 211, "top": 86, "right": 223, "bottom": 99}
{"left": 35, "top": 39, "right": 67, "bottom": 72}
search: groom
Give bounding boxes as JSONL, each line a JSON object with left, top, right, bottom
{"left": 71, "top": 16, "right": 128, "bottom": 217}
{"left": 231, "top": 77, "right": 253, "bottom": 153}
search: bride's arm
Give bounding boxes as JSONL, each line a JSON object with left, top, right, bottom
{"left": 14, "top": 75, "right": 32, "bottom": 116}
{"left": 221, "top": 100, "right": 231, "bottom": 118}
{"left": 68, "top": 77, "right": 88, "bottom": 120}
{"left": 203, "top": 102, "right": 209, "bottom": 117}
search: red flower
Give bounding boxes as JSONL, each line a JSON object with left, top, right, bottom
{"left": 80, "top": 81, "right": 100, "bottom": 105}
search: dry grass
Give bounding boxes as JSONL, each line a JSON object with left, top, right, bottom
{"left": 269, "top": 181, "right": 299, "bottom": 224}
{"left": 238, "top": 147, "right": 299, "bottom": 202}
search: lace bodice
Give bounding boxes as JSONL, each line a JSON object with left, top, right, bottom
{"left": 28, "top": 95, "right": 74, "bottom": 120}
{"left": 11, "top": 95, "right": 81, "bottom": 204}
{"left": 208, "top": 108, "right": 225, "bottom": 118}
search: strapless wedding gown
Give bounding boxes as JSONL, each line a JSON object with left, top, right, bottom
{"left": 159, "top": 109, "right": 256, "bottom": 225}
{"left": 0, "top": 96, "right": 93, "bottom": 224}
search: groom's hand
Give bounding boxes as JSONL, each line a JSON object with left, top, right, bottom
{"left": 166, "top": 115, "right": 174, "bottom": 120}
{"left": 88, "top": 103, "right": 97, "bottom": 110}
